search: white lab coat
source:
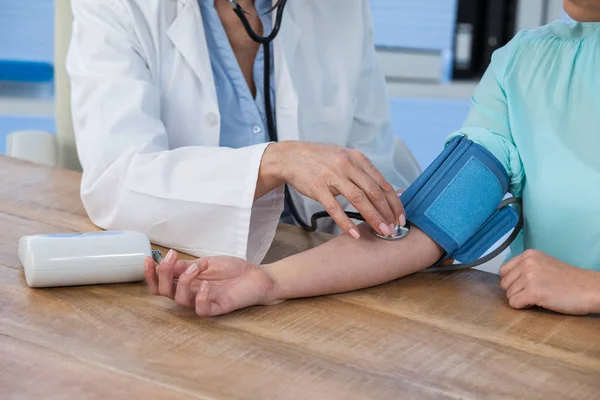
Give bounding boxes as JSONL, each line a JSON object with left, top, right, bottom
{"left": 67, "top": 0, "right": 420, "bottom": 263}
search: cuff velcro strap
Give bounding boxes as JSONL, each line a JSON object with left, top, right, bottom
{"left": 400, "top": 135, "right": 519, "bottom": 264}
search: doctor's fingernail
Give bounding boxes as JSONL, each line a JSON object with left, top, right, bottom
{"left": 379, "top": 223, "right": 392, "bottom": 236}
{"left": 349, "top": 228, "right": 360, "bottom": 239}
{"left": 399, "top": 214, "right": 406, "bottom": 227}
{"left": 388, "top": 224, "right": 395, "bottom": 233}
{"left": 185, "top": 263, "right": 198, "bottom": 275}
{"left": 166, "top": 249, "right": 176, "bottom": 262}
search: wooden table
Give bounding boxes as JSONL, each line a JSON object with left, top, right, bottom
{"left": 0, "top": 156, "right": 599, "bottom": 400}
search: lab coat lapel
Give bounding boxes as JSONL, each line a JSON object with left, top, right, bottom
{"left": 167, "top": 0, "right": 218, "bottom": 107}
{"left": 274, "top": 1, "right": 301, "bottom": 141}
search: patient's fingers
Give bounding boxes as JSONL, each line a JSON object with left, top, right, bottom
{"left": 195, "top": 281, "right": 212, "bottom": 317}
{"left": 175, "top": 263, "right": 200, "bottom": 307}
{"left": 500, "top": 262, "right": 523, "bottom": 293}
{"left": 144, "top": 257, "right": 159, "bottom": 295}
{"left": 499, "top": 253, "right": 523, "bottom": 277}
{"left": 173, "top": 258, "right": 208, "bottom": 278}
{"left": 158, "top": 249, "right": 178, "bottom": 299}
{"left": 173, "top": 259, "right": 196, "bottom": 277}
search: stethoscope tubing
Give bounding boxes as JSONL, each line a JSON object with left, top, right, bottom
{"left": 229, "top": 0, "right": 328, "bottom": 231}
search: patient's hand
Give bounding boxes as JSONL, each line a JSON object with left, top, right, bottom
{"left": 499, "top": 249, "right": 600, "bottom": 315}
{"left": 144, "top": 250, "right": 282, "bottom": 317}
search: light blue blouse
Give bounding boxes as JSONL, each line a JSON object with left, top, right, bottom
{"left": 198, "top": 0, "right": 275, "bottom": 149}
{"left": 448, "top": 21, "right": 600, "bottom": 271}
{"left": 199, "top": 0, "right": 294, "bottom": 222}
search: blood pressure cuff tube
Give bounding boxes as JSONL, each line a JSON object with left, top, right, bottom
{"left": 399, "top": 135, "right": 519, "bottom": 264}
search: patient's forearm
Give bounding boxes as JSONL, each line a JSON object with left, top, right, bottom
{"left": 264, "top": 223, "right": 443, "bottom": 302}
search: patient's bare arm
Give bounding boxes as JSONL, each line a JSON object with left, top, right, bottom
{"left": 145, "top": 223, "right": 444, "bottom": 317}
{"left": 264, "top": 223, "right": 443, "bottom": 302}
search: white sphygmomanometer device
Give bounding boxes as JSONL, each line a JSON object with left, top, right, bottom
{"left": 18, "top": 230, "right": 163, "bottom": 288}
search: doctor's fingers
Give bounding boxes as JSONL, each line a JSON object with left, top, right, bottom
{"left": 331, "top": 180, "right": 392, "bottom": 237}
{"left": 317, "top": 192, "right": 360, "bottom": 238}
{"left": 350, "top": 153, "right": 406, "bottom": 226}
{"left": 348, "top": 166, "right": 397, "bottom": 229}
{"left": 385, "top": 190, "right": 406, "bottom": 227}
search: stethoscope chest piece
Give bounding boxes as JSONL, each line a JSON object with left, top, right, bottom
{"left": 371, "top": 223, "right": 411, "bottom": 241}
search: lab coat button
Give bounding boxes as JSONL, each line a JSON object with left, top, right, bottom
{"left": 206, "top": 113, "right": 219, "bottom": 127}
{"left": 253, "top": 125, "right": 262, "bottom": 134}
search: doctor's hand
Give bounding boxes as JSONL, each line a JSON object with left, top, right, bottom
{"left": 144, "top": 250, "right": 282, "bottom": 317}
{"left": 499, "top": 249, "right": 600, "bottom": 315}
{"left": 259, "top": 141, "right": 406, "bottom": 238}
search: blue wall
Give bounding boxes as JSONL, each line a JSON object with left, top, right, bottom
{"left": 0, "top": 1, "right": 55, "bottom": 153}
{"left": 390, "top": 98, "right": 471, "bottom": 169}
{"left": 0, "top": 1, "right": 54, "bottom": 63}
{"left": 0, "top": 1, "right": 54, "bottom": 82}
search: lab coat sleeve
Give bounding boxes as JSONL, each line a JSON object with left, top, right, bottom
{"left": 447, "top": 31, "right": 526, "bottom": 198}
{"left": 345, "top": 0, "right": 419, "bottom": 190}
{"left": 67, "top": 0, "right": 283, "bottom": 264}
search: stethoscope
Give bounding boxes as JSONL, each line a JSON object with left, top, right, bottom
{"left": 226, "top": 0, "right": 368, "bottom": 230}
{"left": 226, "top": 0, "right": 523, "bottom": 272}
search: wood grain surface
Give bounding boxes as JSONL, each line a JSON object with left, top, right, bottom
{"left": 0, "top": 155, "right": 599, "bottom": 400}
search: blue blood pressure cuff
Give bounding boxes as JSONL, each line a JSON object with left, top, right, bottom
{"left": 399, "top": 135, "right": 519, "bottom": 265}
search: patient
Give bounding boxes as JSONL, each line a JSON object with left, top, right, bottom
{"left": 145, "top": 1, "right": 600, "bottom": 317}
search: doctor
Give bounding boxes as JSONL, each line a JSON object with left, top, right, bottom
{"left": 67, "top": 0, "right": 420, "bottom": 263}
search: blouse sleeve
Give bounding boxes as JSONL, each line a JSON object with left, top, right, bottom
{"left": 446, "top": 31, "right": 527, "bottom": 197}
